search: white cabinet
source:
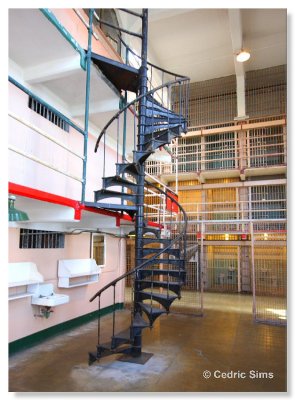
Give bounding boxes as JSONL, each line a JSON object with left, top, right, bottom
{"left": 58, "top": 258, "right": 101, "bottom": 288}
{"left": 8, "top": 262, "right": 44, "bottom": 301}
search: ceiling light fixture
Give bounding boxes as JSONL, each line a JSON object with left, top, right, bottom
{"left": 8, "top": 195, "right": 29, "bottom": 221}
{"left": 236, "top": 50, "right": 251, "bottom": 63}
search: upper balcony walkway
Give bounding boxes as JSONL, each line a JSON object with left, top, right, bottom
{"left": 146, "top": 115, "right": 286, "bottom": 184}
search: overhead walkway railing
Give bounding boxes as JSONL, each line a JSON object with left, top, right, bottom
{"left": 146, "top": 115, "right": 286, "bottom": 176}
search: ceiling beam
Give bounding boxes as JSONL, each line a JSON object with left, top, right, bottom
{"left": 228, "top": 9, "right": 248, "bottom": 120}
{"left": 23, "top": 54, "right": 81, "bottom": 84}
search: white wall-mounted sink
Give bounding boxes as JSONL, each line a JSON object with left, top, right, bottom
{"left": 29, "top": 283, "right": 69, "bottom": 307}
{"left": 31, "top": 293, "right": 69, "bottom": 307}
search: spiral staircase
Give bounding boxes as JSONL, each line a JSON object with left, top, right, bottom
{"left": 85, "top": 9, "right": 190, "bottom": 364}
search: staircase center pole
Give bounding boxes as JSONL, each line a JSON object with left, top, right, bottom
{"left": 133, "top": 9, "right": 149, "bottom": 355}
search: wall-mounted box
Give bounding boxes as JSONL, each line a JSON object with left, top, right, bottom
{"left": 8, "top": 262, "right": 44, "bottom": 301}
{"left": 58, "top": 258, "right": 101, "bottom": 288}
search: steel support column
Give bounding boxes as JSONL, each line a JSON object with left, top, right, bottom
{"left": 81, "top": 8, "right": 94, "bottom": 203}
{"left": 133, "top": 9, "right": 148, "bottom": 355}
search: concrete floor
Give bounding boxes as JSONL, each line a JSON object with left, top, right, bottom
{"left": 9, "top": 293, "right": 287, "bottom": 392}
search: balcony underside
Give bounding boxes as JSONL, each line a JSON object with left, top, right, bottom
{"left": 147, "top": 165, "right": 287, "bottom": 184}
{"left": 91, "top": 52, "right": 139, "bottom": 93}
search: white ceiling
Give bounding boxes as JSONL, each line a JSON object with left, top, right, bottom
{"left": 121, "top": 8, "right": 287, "bottom": 83}
{"left": 8, "top": 9, "right": 77, "bottom": 67}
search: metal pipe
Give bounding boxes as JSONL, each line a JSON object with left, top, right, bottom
{"left": 81, "top": 8, "right": 94, "bottom": 204}
{"left": 132, "top": 9, "right": 149, "bottom": 355}
{"left": 8, "top": 112, "right": 84, "bottom": 160}
{"left": 40, "top": 9, "right": 86, "bottom": 70}
{"left": 250, "top": 222, "right": 257, "bottom": 321}
{"left": 8, "top": 76, "right": 85, "bottom": 136}
{"left": 73, "top": 9, "right": 99, "bottom": 40}
{"left": 93, "top": 13, "right": 143, "bottom": 39}
{"left": 118, "top": 9, "right": 143, "bottom": 18}
{"left": 122, "top": 42, "right": 129, "bottom": 161}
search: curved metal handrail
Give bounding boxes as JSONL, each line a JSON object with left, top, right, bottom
{"left": 89, "top": 182, "right": 188, "bottom": 302}
{"left": 94, "top": 76, "right": 189, "bottom": 152}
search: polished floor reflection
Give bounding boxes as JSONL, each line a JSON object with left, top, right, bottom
{"left": 9, "top": 293, "right": 287, "bottom": 392}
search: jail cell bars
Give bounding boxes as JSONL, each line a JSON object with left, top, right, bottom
{"left": 203, "top": 246, "right": 239, "bottom": 292}
{"left": 245, "top": 65, "right": 286, "bottom": 118}
{"left": 251, "top": 220, "right": 287, "bottom": 325}
{"left": 247, "top": 126, "right": 285, "bottom": 168}
{"left": 176, "top": 65, "right": 286, "bottom": 128}
{"left": 252, "top": 245, "right": 287, "bottom": 325}
{"left": 175, "top": 184, "right": 286, "bottom": 223}
{"left": 145, "top": 119, "right": 286, "bottom": 177}
{"left": 170, "top": 230, "right": 203, "bottom": 316}
{"left": 250, "top": 185, "right": 286, "bottom": 220}
{"left": 186, "top": 75, "right": 237, "bottom": 126}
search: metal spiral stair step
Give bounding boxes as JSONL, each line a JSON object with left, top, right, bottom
{"left": 88, "top": 341, "right": 132, "bottom": 364}
{"left": 116, "top": 162, "right": 140, "bottom": 178}
{"left": 132, "top": 312, "right": 151, "bottom": 329}
{"left": 140, "top": 268, "right": 186, "bottom": 279}
{"left": 144, "top": 122, "right": 182, "bottom": 135}
{"left": 139, "top": 258, "right": 185, "bottom": 268}
{"left": 111, "top": 328, "right": 132, "bottom": 349}
{"left": 102, "top": 175, "right": 138, "bottom": 192}
{"left": 143, "top": 137, "right": 170, "bottom": 152}
{"left": 145, "top": 114, "right": 186, "bottom": 125}
{"left": 133, "top": 150, "right": 154, "bottom": 164}
{"left": 138, "top": 291, "right": 178, "bottom": 310}
{"left": 142, "top": 226, "right": 162, "bottom": 238}
{"left": 146, "top": 95, "right": 181, "bottom": 115}
{"left": 142, "top": 237, "right": 172, "bottom": 246}
{"left": 137, "top": 280, "right": 183, "bottom": 296}
{"left": 145, "top": 106, "right": 184, "bottom": 119}
{"left": 138, "top": 302, "right": 167, "bottom": 325}
{"left": 94, "top": 189, "right": 137, "bottom": 203}
{"left": 142, "top": 247, "right": 180, "bottom": 257}
{"left": 90, "top": 51, "right": 139, "bottom": 93}
{"left": 143, "top": 128, "right": 181, "bottom": 146}
{"left": 84, "top": 201, "right": 137, "bottom": 217}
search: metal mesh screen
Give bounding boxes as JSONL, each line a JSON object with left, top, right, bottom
{"left": 251, "top": 221, "right": 287, "bottom": 325}
{"left": 170, "top": 231, "right": 203, "bottom": 316}
{"left": 203, "top": 245, "right": 239, "bottom": 292}
{"left": 246, "top": 65, "right": 286, "bottom": 118}
{"left": 247, "top": 125, "right": 285, "bottom": 168}
{"left": 188, "top": 75, "right": 237, "bottom": 126}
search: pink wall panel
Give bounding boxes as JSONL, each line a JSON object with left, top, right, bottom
{"left": 51, "top": 9, "right": 122, "bottom": 62}
{"left": 9, "top": 229, "right": 126, "bottom": 342}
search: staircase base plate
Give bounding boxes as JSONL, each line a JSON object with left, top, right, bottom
{"left": 118, "top": 352, "right": 153, "bottom": 365}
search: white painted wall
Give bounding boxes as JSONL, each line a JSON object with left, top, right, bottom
{"left": 8, "top": 81, "right": 118, "bottom": 201}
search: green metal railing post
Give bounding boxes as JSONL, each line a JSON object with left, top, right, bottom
{"left": 81, "top": 8, "right": 94, "bottom": 204}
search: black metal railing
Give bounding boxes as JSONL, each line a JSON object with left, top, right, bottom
{"left": 89, "top": 183, "right": 188, "bottom": 349}
{"left": 94, "top": 77, "right": 189, "bottom": 172}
